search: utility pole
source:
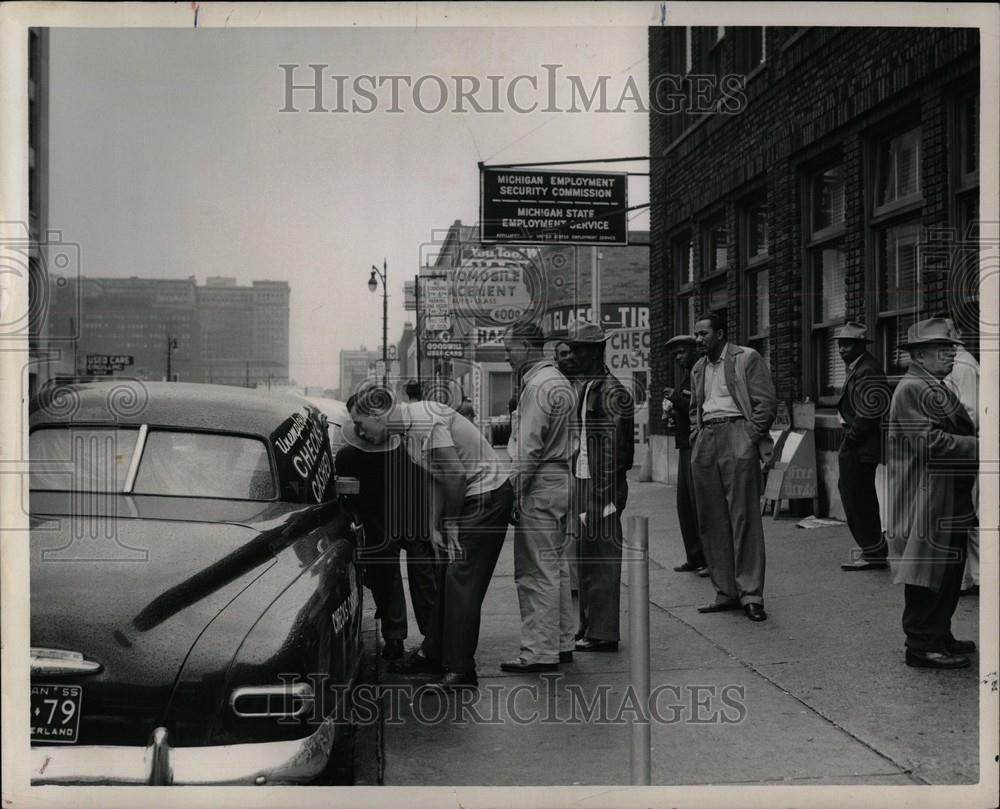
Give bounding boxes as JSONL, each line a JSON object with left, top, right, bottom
{"left": 414, "top": 272, "right": 422, "bottom": 384}
{"left": 245, "top": 360, "right": 250, "bottom": 388}
{"left": 368, "top": 258, "right": 389, "bottom": 387}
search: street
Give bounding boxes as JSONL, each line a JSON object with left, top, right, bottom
{"left": 376, "top": 473, "right": 982, "bottom": 786}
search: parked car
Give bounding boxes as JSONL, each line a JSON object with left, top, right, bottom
{"left": 28, "top": 381, "right": 363, "bottom": 785}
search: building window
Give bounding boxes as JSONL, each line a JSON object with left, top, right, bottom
{"left": 871, "top": 126, "right": 925, "bottom": 377}
{"left": 673, "top": 231, "right": 695, "bottom": 336}
{"left": 950, "top": 88, "right": 979, "bottom": 355}
{"left": 703, "top": 215, "right": 728, "bottom": 277}
{"left": 684, "top": 27, "right": 693, "bottom": 74}
{"left": 874, "top": 127, "right": 921, "bottom": 211}
{"left": 736, "top": 27, "right": 767, "bottom": 74}
{"left": 741, "top": 196, "right": 770, "bottom": 365}
{"left": 806, "top": 160, "right": 847, "bottom": 401}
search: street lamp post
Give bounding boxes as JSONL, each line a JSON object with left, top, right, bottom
{"left": 368, "top": 258, "right": 388, "bottom": 387}
{"left": 166, "top": 334, "right": 178, "bottom": 382}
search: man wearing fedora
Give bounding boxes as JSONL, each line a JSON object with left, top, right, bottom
{"left": 502, "top": 321, "right": 578, "bottom": 671}
{"left": 664, "top": 334, "right": 708, "bottom": 576}
{"left": 346, "top": 385, "right": 513, "bottom": 689}
{"left": 564, "top": 320, "right": 635, "bottom": 652}
{"left": 834, "top": 322, "right": 891, "bottom": 571}
{"left": 689, "top": 311, "right": 777, "bottom": 622}
{"left": 886, "top": 317, "right": 978, "bottom": 669}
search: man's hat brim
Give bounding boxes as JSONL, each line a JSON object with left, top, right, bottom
{"left": 665, "top": 335, "right": 697, "bottom": 349}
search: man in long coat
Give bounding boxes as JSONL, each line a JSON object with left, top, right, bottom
{"left": 835, "top": 322, "right": 891, "bottom": 571}
{"left": 887, "top": 318, "right": 978, "bottom": 669}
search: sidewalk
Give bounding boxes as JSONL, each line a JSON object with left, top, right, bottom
{"left": 377, "top": 476, "right": 981, "bottom": 787}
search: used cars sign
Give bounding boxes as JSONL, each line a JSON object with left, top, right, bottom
{"left": 480, "top": 168, "right": 628, "bottom": 245}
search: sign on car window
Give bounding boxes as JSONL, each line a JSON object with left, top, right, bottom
{"left": 271, "top": 408, "right": 334, "bottom": 503}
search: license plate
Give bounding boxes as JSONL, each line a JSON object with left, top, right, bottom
{"left": 31, "top": 684, "right": 82, "bottom": 744}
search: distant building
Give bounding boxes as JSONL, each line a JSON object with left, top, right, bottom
{"left": 339, "top": 346, "right": 381, "bottom": 398}
{"left": 47, "top": 275, "right": 290, "bottom": 386}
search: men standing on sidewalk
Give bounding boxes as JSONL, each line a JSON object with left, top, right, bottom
{"left": 886, "top": 318, "right": 978, "bottom": 669}
{"left": 564, "top": 320, "right": 634, "bottom": 653}
{"left": 834, "top": 322, "right": 891, "bottom": 571}
{"left": 347, "top": 385, "right": 512, "bottom": 690}
{"left": 664, "top": 334, "right": 708, "bottom": 576}
{"left": 502, "top": 321, "right": 577, "bottom": 672}
{"left": 689, "top": 312, "right": 777, "bottom": 622}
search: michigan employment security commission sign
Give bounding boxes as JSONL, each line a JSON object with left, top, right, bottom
{"left": 480, "top": 167, "right": 628, "bottom": 245}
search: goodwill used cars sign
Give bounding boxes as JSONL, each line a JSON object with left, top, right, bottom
{"left": 480, "top": 168, "right": 628, "bottom": 245}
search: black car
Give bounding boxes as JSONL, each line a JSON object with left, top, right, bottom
{"left": 28, "top": 381, "right": 363, "bottom": 785}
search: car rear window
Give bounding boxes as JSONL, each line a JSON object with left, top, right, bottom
{"left": 30, "top": 427, "right": 276, "bottom": 500}
{"left": 30, "top": 427, "right": 139, "bottom": 493}
{"left": 133, "top": 432, "right": 276, "bottom": 500}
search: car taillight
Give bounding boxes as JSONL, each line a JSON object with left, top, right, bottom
{"left": 229, "top": 683, "right": 314, "bottom": 718}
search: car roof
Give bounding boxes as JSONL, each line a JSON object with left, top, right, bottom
{"left": 30, "top": 381, "right": 315, "bottom": 437}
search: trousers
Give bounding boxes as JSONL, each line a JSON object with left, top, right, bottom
{"left": 691, "top": 419, "right": 766, "bottom": 606}
{"left": 676, "top": 447, "right": 706, "bottom": 568}
{"left": 514, "top": 471, "right": 576, "bottom": 664}
{"left": 902, "top": 530, "right": 968, "bottom": 651}
{"left": 420, "top": 481, "right": 513, "bottom": 674}
{"left": 837, "top": 444, "right": 887, "bottom": 560}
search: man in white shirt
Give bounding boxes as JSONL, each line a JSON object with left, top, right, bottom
{"left": 347, "top": 384, "right": 512, "bottom": 690}
{"left": 502, "top": 321, "right": 578, "bottom": 672}
{"left": 689, "top": 312, "right": 777, "bottom": 622}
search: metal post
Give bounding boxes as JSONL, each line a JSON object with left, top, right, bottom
{"left": 626, "top": 515, "right": 651, "bottom": 785}
{"left": 381, "top": 258, "right": 388, "bottom": 387}
{"left": 591, "top": 246, "right": 600, "bottom": 323}
{"left": 414, "top": 272, "right": 422, "bottom": 383}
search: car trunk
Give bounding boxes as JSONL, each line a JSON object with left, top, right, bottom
{"left": 29, "top": 494, "right": 289, "bottom": 747}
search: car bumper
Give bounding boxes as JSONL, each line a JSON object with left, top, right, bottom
{"left": 30, "top": 717, "right": 338, "bottom": 785}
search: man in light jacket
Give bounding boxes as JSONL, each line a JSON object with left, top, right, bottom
{"left": 689, "top": 312, "right": 777, "bottom": 622}
{"left": 502, "top": 321, "right": 578, "bottom": 672}
{"left": 887, "top": 318, "right": 978, "bottom": 669}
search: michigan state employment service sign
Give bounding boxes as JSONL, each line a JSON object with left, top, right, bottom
{"left": 480, "top": 167, "right": 628, "bottom": 245}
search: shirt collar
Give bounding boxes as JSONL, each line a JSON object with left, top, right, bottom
{"left": 708, "top": 343, "right": 728, "bottom": 366}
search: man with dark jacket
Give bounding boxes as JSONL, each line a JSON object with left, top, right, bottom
{"left": 689, "top": 312, "right": 777, "bottom": 622}
{"left": 565, "top": 320, "right": 634, "bottom": 652}
{"left": 834, "top": 322, "right": 891, "bottom": 571}
{"left": 664, "top": 334, "right": 707, "bottom": 575}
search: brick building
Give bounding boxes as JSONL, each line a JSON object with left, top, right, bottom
{"left": 647, "top": 27, "right": 980, "bottom": 516}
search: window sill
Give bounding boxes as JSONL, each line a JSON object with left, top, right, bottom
{"left": 871, "top": 195, "right": 923, "bottom": 223}
{"left": 745, "top": 254, "right": 771, "bottom": 270}
{"left": 806, "top": 223, "right": 846, "bottom": 245}
{"left": 781, "top": 28, "right": 811, "bottom": 51}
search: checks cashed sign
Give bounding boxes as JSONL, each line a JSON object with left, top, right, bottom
{"left": 271, "top": 407, "right": 335, "bottom": 503}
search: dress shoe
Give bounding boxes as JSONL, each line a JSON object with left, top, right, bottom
{"left": 381, "top": 638, "right": 404, "bottom": 661}
{"left": 559, "top": 651, "right": 573, "bottom": 663}
{"left": 959, "top": 584, "right": 979, "bottom": 597}
{"left": 574, "top": 638, "right": 619, "bottom": 653}
{"left": 425, "top": 671, "right": 479, "bottom": 691}
{"left": 697, "top": 600, "right": 741, "bottom": 613}
{"left": 698, "top": 567, "right": 711, "bottom": 577}
{"left": 390, "top": 650, "right": 443, "bottom": 675}
{"left": 673, "top": 561, "right": 701, "bottom": 572}
{"left": 500, "top": 658, "right": 559, "bottom": 673}
{"left": 905, "top": 649, "right": 970, "bottom": 669}
{"left": 947, "top": 639, "right": 977, "bottom": 654}
{"left": 840, "top": 559, "right": 888, "bottom": 571}
{"left": 574, "top": 628, "right": 586, "bottom": 641}
{"left": 744, "top": 603, "right": 767, "bottom": 622}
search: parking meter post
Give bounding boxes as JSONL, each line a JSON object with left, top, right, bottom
{"left": 627, "top": 515, "right": 651, "bottom": 785}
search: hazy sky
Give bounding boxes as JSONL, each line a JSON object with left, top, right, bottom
{"left": 48, "top": 24, "right": 650, "bottom": 388}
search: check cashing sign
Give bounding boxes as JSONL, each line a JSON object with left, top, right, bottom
{"left": 480, "top": 168, "right": 628, "bottom": 245}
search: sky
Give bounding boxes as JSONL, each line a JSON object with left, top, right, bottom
{"left": 48, "top": 23, "right": 650, "bottom": 389}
